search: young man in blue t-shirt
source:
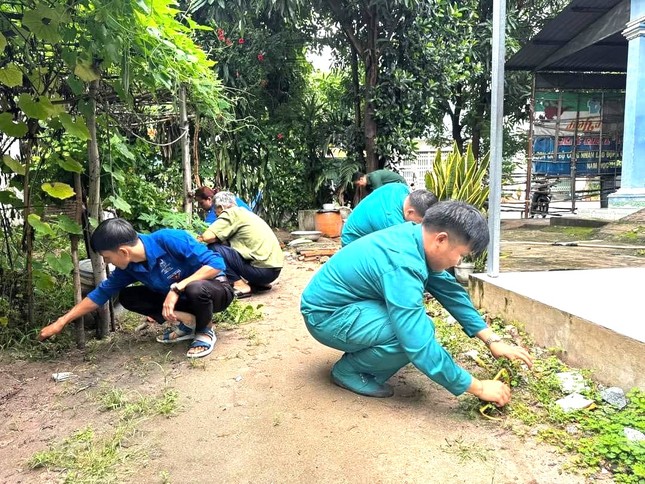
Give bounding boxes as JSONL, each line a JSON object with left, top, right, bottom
{"left": 38, "top": 218, "right": 233, "bottom": 358}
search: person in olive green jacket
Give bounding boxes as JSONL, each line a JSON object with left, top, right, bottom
{"left": 198, "top": 191, "right": 283, "bottom": 298}
{"left": 352, "top": 169, "right": 407, "bottom": 193}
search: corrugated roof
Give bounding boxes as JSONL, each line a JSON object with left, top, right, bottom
{"left": 507, "top": 0, "right": 628, "bottom": 73}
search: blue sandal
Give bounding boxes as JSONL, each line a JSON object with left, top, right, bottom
{"left": 187, "top": 328, "right": 216, "bottom": 358}
{"left": 156, "top": 322, "right": 195, "bottom": 343}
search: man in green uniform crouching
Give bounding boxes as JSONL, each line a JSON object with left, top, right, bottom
{"left": 341, "top": 183, "right": 437, "bottom": 246}
{"left": 300, "top": 200, "right": 532, "bottom": 406}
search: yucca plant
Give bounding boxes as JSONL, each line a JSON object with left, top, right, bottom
{"left": 425, "top": 143, "right": 490, "bottom": 273}
{"left": 424, "top": 142, "right": 490, "bottom": 212}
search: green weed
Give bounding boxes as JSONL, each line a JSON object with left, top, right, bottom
{"left": 427, "top": 299, "right": 645, "bottom": 481}
{"left": 542, "top": 226, "right": 597, "bottom": 239}
{"left": 30, "top": 388, "right": 180, "bottom": 482}
{"left": 440, "top": 436, "right": 490, "bottom": 463}
{"left": 29, "top": 425, "right": 141, "bottom": 483}
{"left": 214, "top": 299, "right": 264, "bottom": 329}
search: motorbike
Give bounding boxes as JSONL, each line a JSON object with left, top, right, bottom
{"left": 529, "top": 179, "right": 558, "bottom": 218}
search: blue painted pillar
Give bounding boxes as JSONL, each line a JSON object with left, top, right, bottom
{"left": 609, "top": 0, "right": 645, "bottom": 207}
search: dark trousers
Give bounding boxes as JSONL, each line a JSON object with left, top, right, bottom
{"left": 119, "top": 280, "right": 234, "bottom": 332}
{"left": 208, "top": 244, "right": 281, "bottom": 286}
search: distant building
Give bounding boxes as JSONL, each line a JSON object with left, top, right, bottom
{"left": 401, "top": 141, "right": 451, "bottom": 189}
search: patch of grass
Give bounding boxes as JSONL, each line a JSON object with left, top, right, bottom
{"left": 428, "top": 298, "right": 645, "bottom": 482}
{"left": 29, "top": 425, "right": 141, "bottom": 483}
{"left": 98, "top": 387, "right": 180, "bottom": 421}
{"left": 243, "top": 327, "right": 264, "bottom": 346}
{"left": 440, "top": 436, "right": 489, "bottom": 463}
{"left": 30, "top": 388, "right": 180, "bottom": 482}
{"left": 614, "top": 226, "right": 645, "bottom": 243}
{"left": 214, "top": 299, "right": 264, "bottom": 329}
{"left": 541, "top": 226, "right": 598, "bottom": 239}
{"left": 635, "top": 249, "right": 645, "bottom": 257}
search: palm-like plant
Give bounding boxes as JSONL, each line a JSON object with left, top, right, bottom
{"left": 425, "top": 143, "right": 490, "bottom": 272}
{"left": 424, "top": 142, "right": 490, "bottom": 212}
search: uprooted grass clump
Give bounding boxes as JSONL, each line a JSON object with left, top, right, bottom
{"left": 426, "top": 298, "right": 645, "bottom": 483}
{"left": 29, "top": 387, "right": 180, "bottom": 483}
{"left": 213, "top": 298, "right": 264, "bottom": 329}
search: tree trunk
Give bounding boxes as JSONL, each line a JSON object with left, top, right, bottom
{"left": 364, "top": 5, "right": 379, "bottom": 172}
{"left": 179, "top": 85, "right": 192, "bottom": 215}
{"left": 350, "top": 48, "right": 364, "bottom": 166}
{"left": 471, "top": 76, "right": 489, "bottom": 160}
{"left": 20, "top": 123, "right": 38, "bottom": 325}
{"left": 87, "top": 79, "right": 109, "bottom": 339}
{"left": 71, "top": 172, "right": 85, "bottom": 348}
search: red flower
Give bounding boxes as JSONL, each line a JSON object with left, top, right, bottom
{"left": 225, "top": 38, "right": 233, "bottom": 46}
{"left": 217, "top": 28, "right": 225, "bottom": 41}
{"left": 277, "top": 133, "right": 284, "bottom": 140}
{"left": 238, "top": 38, "right": 245, "bottom": 44}
{"left": 257, "top": 53, "right": 264, "bottom": 61}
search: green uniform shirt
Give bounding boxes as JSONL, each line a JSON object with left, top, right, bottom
{"left": 207, "top": 207, "right": 284, "bottom": 269}
{"left": 341, "top": 183, "right": 410, "bottom": 246}
{"left": 301, "top": 222, "right": 487, "bottom": 396}
{"left": 366, "top": 169, "right": 407, "bottom": 191}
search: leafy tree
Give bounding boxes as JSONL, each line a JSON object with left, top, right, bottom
{"left": 0, "top": 0, "right": 231, "bottom": 335}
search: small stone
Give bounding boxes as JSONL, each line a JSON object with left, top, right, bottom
{"left": 555, "top": 372, "right": 588, "bottom": 394}
{"left": 445, "top": 315, "right": 457, "bottom": 325}
{"left": 600, "top": 387, "right": 627, "bottom": 409}
{"left": 565, "top": 424, "right": 579, "bottom": 435}
{"left": 555, "top": 393, "right": 594, "bottom": 412}
{"left": 235, "top": 375, "right": 243, "bottom": 382}
{"left": 319, "top": 256, "right": 330, "bottom": 263}
{"left": 623, "top": 427, "right": 645, "bottom": 442}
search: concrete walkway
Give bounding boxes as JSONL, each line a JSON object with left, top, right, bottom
{"left": 471, "top": 268, "right": 645, "bottom": 389}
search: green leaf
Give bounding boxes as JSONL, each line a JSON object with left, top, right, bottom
{"left": 57, "top": 155, "right": 84, "bottom": 174}
{"left": 74, "top": 61, "right": 99, "bottom": 82}
{"left": 106, "top": 195, "right": 132, "bottom": 214}
{"left": 3, "top": 155, "right": 26, "bottom": 175}
{"left": 18, "top": 94, "right": 60, "bottom": 120}
{"left": 22, "top": 6, "right": 66, "bottom": 44}
{"left": 41, "top": 182, "right": 75, "bottom": 199}
{"left": 45, "top": 252, "right": 74, "bottom": 274}
{"left": 0, "top": 32, "right": 6, "bottom": 52}
{"left": 59, "top": 113, "right": 91, "bottom": 140}
{"left": 0, "top": 190, "right": 21, "bottom": 205}
{"left": 27, "top": 214, "right": 56, "bottom": 236}
{"left": 0, "top": 64, "right": 23, "bottom": 88}
{"left": 33, "top": 269, "right": 56, "bottom": 291}
{"left": 0, "top": 113, "right": 28, "bottom": 137}
{"left": 56, "top": 214, "right": 82, "bottom": 235}
{"left": 66, "top": 75, "right": 84, "bottom": 95}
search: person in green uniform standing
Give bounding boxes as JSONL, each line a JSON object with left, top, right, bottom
{"left": 301, "top": 200, "right": 533, "bottom": 405}
{"left": 352, "top": 169, "right": 408, "bottom": 193}
{"left": 341, "top": 183, "right": 437, "bottom": 246}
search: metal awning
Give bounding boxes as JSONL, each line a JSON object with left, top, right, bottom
{"left": 507, "top": 0, "right": 629, "bottom": 83}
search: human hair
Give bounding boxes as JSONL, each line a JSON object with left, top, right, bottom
{"left": 90, "top": 218, "right": 138, "bottom": 253}
{"left": 352, "top": 171, "right": 365, "bottom": 183}
{"left": 407, "top": 189, "right": 438, "bottom": 216}
{"left": 422, "top": 200, "right": 489, "bottom": 255}
{"left": 195, "top": 186, "right": 216, "bottom": 200}
{"left": 214, "top": 191, "right": 237, "bottom": 209}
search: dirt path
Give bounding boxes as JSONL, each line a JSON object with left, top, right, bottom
{"left": 5, "top": 219, "right": 642, "bottom": 483}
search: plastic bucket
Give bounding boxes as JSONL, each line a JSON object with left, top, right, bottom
{"left": 314, "top": 211, "right": 343, "bottom": 238}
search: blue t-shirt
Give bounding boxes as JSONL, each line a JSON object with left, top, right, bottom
{"left": 301, "top": 222, "right": 487, "bottom": 396}
{"left": 204, "top": 196, "right": 251, "bottom": 223}
{"left": 87, "top": 229, "right": 226, "bottom": 306}
{"left": 341, "top": 183, "right": 411, "bottom": 246}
